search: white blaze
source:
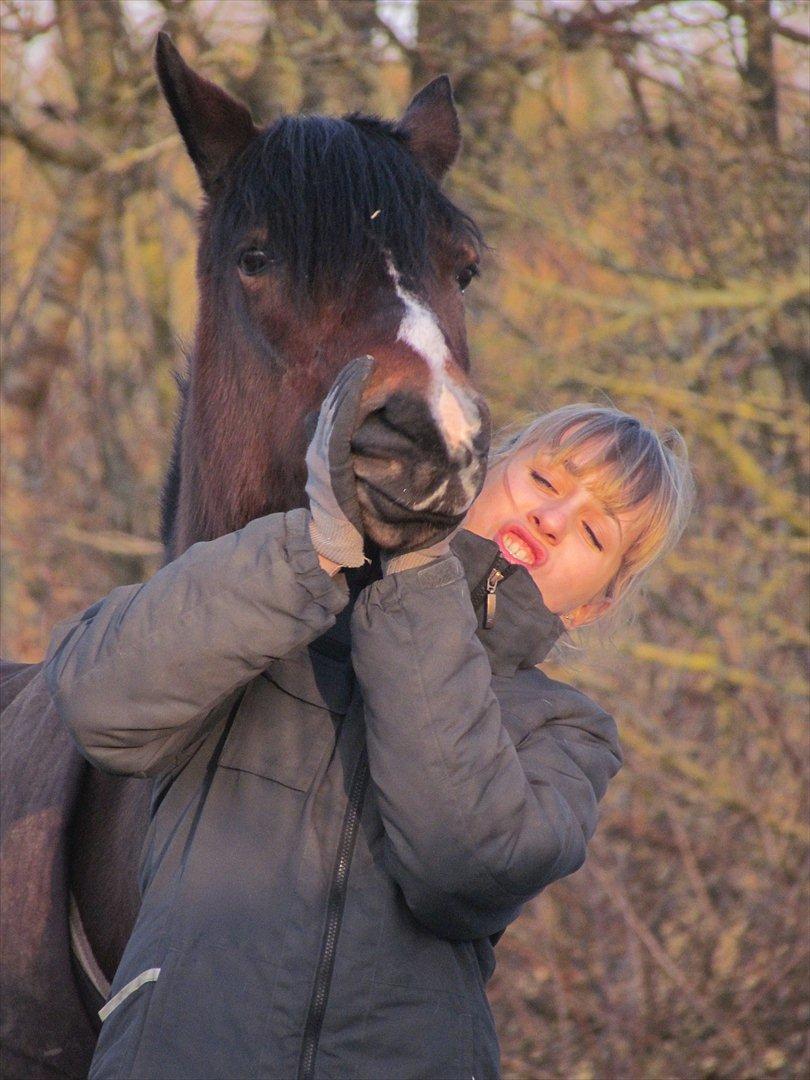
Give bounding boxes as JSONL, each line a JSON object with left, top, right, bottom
{"left": 386, "top": 258, "right": 480, "bottom": 459}
{"left": 411, "top": 477, "right": 449, "bottom": 512}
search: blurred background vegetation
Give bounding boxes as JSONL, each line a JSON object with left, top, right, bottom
{"left": 1, "top": 1, "right": 808, "bottom": 1077}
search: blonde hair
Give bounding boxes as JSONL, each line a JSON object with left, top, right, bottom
{"left": 490, "top": 404, "right": 695, "bottom": 612}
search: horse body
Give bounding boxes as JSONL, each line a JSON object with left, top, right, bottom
{"left": 0, "top": 663, "right": 120, "bottom": 1077}
{"left": 2, "top": 32, "right": 489, "bottom": 1077}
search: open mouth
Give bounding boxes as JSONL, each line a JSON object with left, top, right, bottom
{"left": 495, "top": 524, "right": 547, "bottom": 568}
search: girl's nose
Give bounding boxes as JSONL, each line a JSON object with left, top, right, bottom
{"left": 530, "top": 505, "right": 569, "bottom": 545}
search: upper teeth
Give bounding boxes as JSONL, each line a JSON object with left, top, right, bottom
{"left": 503, "top": 533, "right": 533, "bottom": 563}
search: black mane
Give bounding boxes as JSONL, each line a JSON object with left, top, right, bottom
{"left": 209, "top": 113, "right": 482, "bottom": 301}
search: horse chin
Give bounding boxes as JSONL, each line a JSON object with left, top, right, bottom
{"left": 356, "top": 480, "right": 463, "bottom": 554}
{"left": 361, "top": 514, "right": 461, "bottom": 555}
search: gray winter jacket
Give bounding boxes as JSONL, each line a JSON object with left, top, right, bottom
{"left": 44, "top": 508, "right": 622, "bottom": 1080}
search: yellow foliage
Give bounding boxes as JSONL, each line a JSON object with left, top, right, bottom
{"left": 1, "top": 3, "right": 808, "bottom": 1077}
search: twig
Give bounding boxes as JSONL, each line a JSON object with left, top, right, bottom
{"left": 101, "top": 134, "right": 181, "bottom": 176}
{"left": 0, "top": 99, "right": 101, "bottom": 171}
{"left": 370, "top": 8, "right": 419, "bottom": 63}
{"left": 619, "top": 721, "right": 810, "bottom": 845}
{"left": 660, "top": 792, "right": 723, "bottom": 934}
{"left": 770, "top": 19, "right": 810, "bottom": 47}
{"left": 586, "top": 857, "right": 754, "bottom": 1057}
{"left": 512, "top": 267, "right": 809, "bottom": 321}
{"left": 57, "top": 525, "right": 163, "bottom": 558}
{"left": 623, "top": 641, "right": 807, "bottom": 697}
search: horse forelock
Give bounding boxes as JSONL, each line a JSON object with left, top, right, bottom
{"left": 205, "top": 112, "right": 482, "bottom": 303}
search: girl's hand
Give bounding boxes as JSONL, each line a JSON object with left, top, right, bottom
{"left": 305, "top": 356, "right": 374, "bottom": 569}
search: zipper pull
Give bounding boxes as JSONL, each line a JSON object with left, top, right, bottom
{"left": 484, "top": 567, "right": 505, "bottom": 629}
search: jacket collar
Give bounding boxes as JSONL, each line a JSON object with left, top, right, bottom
{"left": 264, "top": 594, "right": 357, "bottom": 715}
{"left": 265, "top": 531, "right": 564, "bottom": 707}
{"left": 450, "top": 529, "right": 564, "bottom": 677}
{"left": 263, "top": 645, "right": 354, "bottom": 715}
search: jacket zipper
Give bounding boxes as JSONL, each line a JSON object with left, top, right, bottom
{"left": 296, "top": 550, "right": 514, "bottom": 1077}
{"left": 469, "top": 553, "right": 518, "bottom": 628}
{"left": 297, "top": 745, "right": 370, "bottom": 1080}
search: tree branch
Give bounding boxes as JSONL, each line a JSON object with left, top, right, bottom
{"left": 369, "top": 7, "right": 419, "bottom": 63}
{"left": 532, "top": 0, "right": 666, "bottom": 51}
{"left": 770, "top": 17, "right": 810, "bottom": 46}
{"left": 58, "top": 525, "right": 164, "bottom": 558}
{"left": 101, "top": 134, "right": 180, "bottom": 176}
{"left": 0, "top": 99, "right": 102, "bottom": 170}
{"left": 0, "top": 8, "right": 56, "bottom": 42}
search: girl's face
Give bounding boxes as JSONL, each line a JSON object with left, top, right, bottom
{"left": 465, "top": 439, "right": 644, "bottom": 626}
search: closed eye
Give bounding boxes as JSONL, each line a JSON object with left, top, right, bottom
{"left": 584, "top": 523, "right": 603, "bottom": 551}
{"left": 530, "top": 469, "right": 557, "bottom": 492}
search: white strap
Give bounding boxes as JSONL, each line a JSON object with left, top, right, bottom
{"left": 68, "top": 890, "right": 111, "bottom": 1001}
{"left": 98, "top": 967, "right": 161, "bottom": 1022}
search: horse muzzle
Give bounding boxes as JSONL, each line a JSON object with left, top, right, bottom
{"left": 351, "top": 387, "right": 491, "bottom": 552}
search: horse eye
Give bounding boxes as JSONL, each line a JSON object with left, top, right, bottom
{"left": 238, "top": 248, "right": 270, "bottom": 276}
{"left": 456, "top": 263, "right": 479, "bottom": 292}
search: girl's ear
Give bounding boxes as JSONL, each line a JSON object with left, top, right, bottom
{"left": 564, "top": 595, "right": 613, "bottom": 629}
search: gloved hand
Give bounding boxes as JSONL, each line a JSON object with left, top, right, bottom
{"left": 305, "top": 356, "right": 374, "bottom": 568}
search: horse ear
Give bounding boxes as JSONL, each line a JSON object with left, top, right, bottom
{"left": 155, "top": 31, "right": 259, "bottom": 193}
{"left": 397, "top": 75, "right": 461, "bottom": 183}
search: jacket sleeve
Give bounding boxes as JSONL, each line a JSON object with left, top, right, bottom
{"left": 350, "top": 554, "right": 622, "bottom": 941}
{"left": 44, "top": 508, "right": 348, "bottom": 778}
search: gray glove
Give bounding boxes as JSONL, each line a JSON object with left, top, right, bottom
{"left": 305, "top": 356, "right": 374, "bottom": 568}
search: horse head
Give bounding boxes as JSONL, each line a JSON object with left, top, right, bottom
{"left": 156, "top": 33, "right": 490, "bottom": 558}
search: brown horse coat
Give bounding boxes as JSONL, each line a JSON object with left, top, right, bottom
{"left": 0, "top": 664, "right": 96, "bottom": 1078}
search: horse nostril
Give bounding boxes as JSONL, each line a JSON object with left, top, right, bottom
{"left": 352, "top": 409, "right": 415, "bottom": 460}
{"left": 352, "top": 392, "right": 446, "bottom": 462}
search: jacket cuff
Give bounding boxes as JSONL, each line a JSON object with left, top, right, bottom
{"left": 360, "top": 553, "right": 465, "bottom": 611}
{"left": 283, "top": 508, "right": 349, "bottom": 616}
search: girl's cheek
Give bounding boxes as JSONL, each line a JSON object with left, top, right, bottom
{"left": 507, "top": 473, "right": 536, "bottom": 509}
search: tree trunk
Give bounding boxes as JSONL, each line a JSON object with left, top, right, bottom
{"left": 2, "top": 176, "right": 107, "bottom": 410}
{"left": 2, "top": 0, "right": 139, "bottom": 414}
{"left": 414, "top": 0, "right": 521, "bottom": 192}
{"left": 740, "top": 0, "right": 779, "bottom": 147}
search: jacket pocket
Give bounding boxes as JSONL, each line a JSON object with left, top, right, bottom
{"left": 136, "top": 942, "right": 279, "bottom": 1080}
{"left": 217, "top": 675, "right": 337, "bottom": 793}
{"left": 89, "top": 967, "right": 163, "bottom": 1080}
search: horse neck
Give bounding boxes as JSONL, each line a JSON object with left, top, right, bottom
{"left": 172, "top": 302, "right": 308, "bottom": 555}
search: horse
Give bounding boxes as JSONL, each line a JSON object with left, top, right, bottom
{"left": 0, "top": 31, "right": 490, "bottom": 1079}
